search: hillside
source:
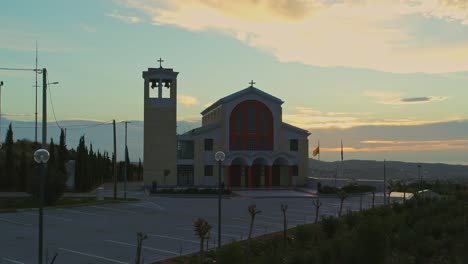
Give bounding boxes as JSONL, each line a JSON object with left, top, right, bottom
{"left": 309, "top": 159, "right": 468, "bottom": 183}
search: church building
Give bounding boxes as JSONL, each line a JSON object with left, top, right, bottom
{"left": 142, "top": 62, "right": 310, "bottom": 189}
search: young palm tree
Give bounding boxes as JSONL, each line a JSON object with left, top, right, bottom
{"left": 248, "top": 204, "right": 261, "bottom": 239}
{"left": 281, "top": 203, "right": 288, "bottom": 247}
{"left": 337, "top": 190, "right": 349, "bottom": 217}
{"left": 135, "top": 232, "right": 148, "bottom": 264}
{"left": 246, "top": 204, "right": 261, "bottom": 264}
{"left": 312, "top": 197, "right": 322, "bottom": 224}
{"left": 387, "top": 180, "right": 398, "bottom": 205}
{"left": 193, "top": 218, "right": 212, "bottom": 263}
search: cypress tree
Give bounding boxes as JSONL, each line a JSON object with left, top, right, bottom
{"left": 138, "top": 158, "right": 142, "bottom": 181}
{"left": 57, "top": 128, "right": 68, "bottom": 175}
{"left": 3, "top": 123, "right": 14, "bottom": 190}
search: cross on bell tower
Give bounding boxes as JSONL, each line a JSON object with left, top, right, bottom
{"left": 157, "top": 58, "right": 164, "bottom": 68}
{"left": 249, "top": 80, "right": 255, "bottom": 87}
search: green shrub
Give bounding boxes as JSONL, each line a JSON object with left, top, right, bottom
{"left": 215, "top": 241, "right": 244, "bottom": 264}
{"left": 321, "top": 216, "right": 342, "bottom": 239}
{"left": 342, "top": 183, "right": 376, "bottom": 193}
{"left": 319, "top": 186, "right": 340, "bottom": 194}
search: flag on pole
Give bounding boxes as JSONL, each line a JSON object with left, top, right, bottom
{"left": 341, "top": 140, "right": 344, "bottom": 161}
{"left": 312, "top": 145, "right": 320, "bottom": 157}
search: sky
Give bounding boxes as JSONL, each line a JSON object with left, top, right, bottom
{"left": 1, "top": 0, "right": 468, "bottom": 165}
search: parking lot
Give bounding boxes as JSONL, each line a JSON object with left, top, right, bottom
{"left": 0, "top": 191, "right": 386, "bottom": 264}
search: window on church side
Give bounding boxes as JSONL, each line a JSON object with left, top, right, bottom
{"left": 177, "top": 140, "right": 194, "bottom": 159}
{"left": 290, "top": 139, "right": 298, "bottom": 151}
{"left": 204, "top": 165, "right": 213, "bottom": 176}
{"left": 204, "top": 138, "right": 213, "bottom": 151}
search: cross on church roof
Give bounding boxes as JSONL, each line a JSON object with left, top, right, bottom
{"left": 249, "top": 80, "right": 255, "bottom": 87}
{"left": 158, "top": 58, "right": 164, "bottom": 68}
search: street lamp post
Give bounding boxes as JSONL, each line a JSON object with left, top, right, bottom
{"left": 214, "top": 151, "right": 225, "bottom": 248}
{"left": 0, "top": 81, "right": 4, "bottom": 143}
{"left": 123, "top": 121, "right": 131, "bottom": 200}
{"left": 34, "top": 148, "right": 50, "bottom": 264}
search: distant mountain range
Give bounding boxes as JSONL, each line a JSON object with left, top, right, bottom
{"left": 2, "top": 118, "right": 467, "bottom": 183}
{"left": 309, "top": 159, "right": 468, "bottom": 183}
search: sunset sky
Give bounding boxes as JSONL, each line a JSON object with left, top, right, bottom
{"left": 1, "top": 0, "right": 468, "bottom": 164}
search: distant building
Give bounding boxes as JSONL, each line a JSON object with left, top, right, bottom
{"left": 143, "top": 63, "right": 309, "bottom": 188}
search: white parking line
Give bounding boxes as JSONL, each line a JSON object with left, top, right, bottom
{"left": 215, "top": 223, "right": 264, "bottom": 232}
{"left": 105, "top": 240, "right": 178, "bottom": 255}
{"left": 127, "top": 202, "right": 164, "bottom": 211}
{"left": 0, "top": 217, "right": 32, "bottom": 227}
{"left": 2, "top": 257, "right": 25, "bottom": 264}
{"left": 91, "top": 206, "right": 136, "bottom": 214}
{"left": 176, "top": 227, "right": 241, "bottom": 238}
{"left": 58, "top": 248, "right": 129, "bottom": 264}
{"left": 286, "top": 209, "right": 314, "bottom": 214}
{"left": 148, "top": 201, "right": 165, "bottom": 210}
{"left": 22, "top": 212, "right": 72, "bottom": 222}
{"left": 257, "top": 214, "right": 304, "bottom": 223}
{"left": 57, "top": 208, "right": 104, "bottom": 217}
{"left": 230, "top": 217, "right": 282, "bottom": 227}
{"left": 147, "top": 234, "right": 198, "bottom": 244}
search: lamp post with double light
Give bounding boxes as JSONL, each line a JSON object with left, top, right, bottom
{"left": 34, "top": 148, "right": 50, "bottom": 264}
{"left": 214, "top": 151, "right": 225, "bottom": 248}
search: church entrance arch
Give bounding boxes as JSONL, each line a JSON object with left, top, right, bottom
{"left": 229, "top": 157, "right": 248, "bottom": 187}
{"left": 251, "top": 157, "right": 269, "bottom": 188}
{"left": 272, "top": 157, "right": 290, "bottom": 187}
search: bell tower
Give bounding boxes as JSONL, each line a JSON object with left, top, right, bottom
{"left": 142, "top": 58, "right": 178, "bottom": 187}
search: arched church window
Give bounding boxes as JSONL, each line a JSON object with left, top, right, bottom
{"left": 229, "top": 100, "right": 273, "bottom": 151}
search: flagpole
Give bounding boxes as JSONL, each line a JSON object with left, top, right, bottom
{"left": 318, "top": 140, "right": 320, "bottom": 161}
{"left": 341, "top": 139, "right": 344, "bottom": 179}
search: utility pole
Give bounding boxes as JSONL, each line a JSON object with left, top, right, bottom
{"left": 38, "top": 67, "right": 48, "bottom": 264}
{"left": 0, "top": 81, "right": 4, "bottom": 143}
{"left": 35, "top": 41, "right": 38, "bottom": 143}
{"left": 42, "top": 68, "right": 47, "bottom": 147}
{"left": 113, "top": 119, "right": 117, "bottom": 199}
{"left": 123, "top": 121, "right": 130, "bottom": 200}
{"left": 383, "top": 159, "right": 387, "bottom": 205}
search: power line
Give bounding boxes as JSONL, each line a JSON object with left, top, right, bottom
{"left": 0, "top": 67, "right": 39, "bottom": 71}
{"left": 48, "top": 83, "right": 62, "bottom": 130}
{"left": 4, "top": 120, "right": 113, "bottom": 130}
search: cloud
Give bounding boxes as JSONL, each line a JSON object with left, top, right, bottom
{"left": 364, "top": 90, "right": 448, "bottom": 105}
{"left": 178, "top": 95, "right": 199, "bottom": 107}
{"left": 106, "top": 10, "right": 143, "bottom": 24}
{"left": 79, "top": 23, "right": 97, "bottom": 33}
{"left": 123, "top": 0, "right": 468, "bottom": 73}
{"left": 283, "top": 107, "right": 461, "bottom": 129}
